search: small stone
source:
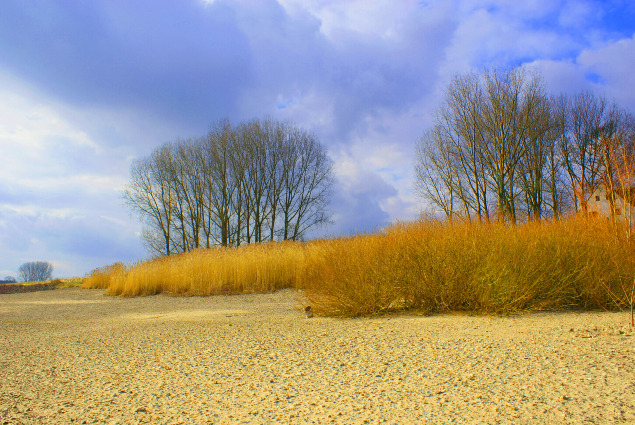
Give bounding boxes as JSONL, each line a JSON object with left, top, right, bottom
{"left": 135, "top": 407, "right": 147, "bottom": 413}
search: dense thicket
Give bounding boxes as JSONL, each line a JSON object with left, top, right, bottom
{"left": 416, "top": 68, "right": 635, "bottom": 223}
{"left": 124, "top": 118, "right": 334, "bottom": 256}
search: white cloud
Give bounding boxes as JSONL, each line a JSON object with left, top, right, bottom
{"left": 1, "top": 0, "right": 634, "bottom": 277}
{"left": 558, "top": 0, "right": 594, "bottom": 29}
{"left": 278, "top": 0, "right": 422, "bottom": 41}
{"left": 578, "top": 34, "right": 635, "bottom": 107}
{"left": 526, "top": 34, "right": 635, "bottom": 109}
{"left": 0, "top": 71, "right": 145, "bottom": 277}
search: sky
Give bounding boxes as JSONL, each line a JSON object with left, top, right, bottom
{"left": 1, "top": 0, "right": 635, "bottom": 278}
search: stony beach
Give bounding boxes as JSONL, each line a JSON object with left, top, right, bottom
{"left": 0, "top": 287, "right": 634, "bottom": 424}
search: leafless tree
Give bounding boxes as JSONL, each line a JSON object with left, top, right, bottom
{"left": 517, "top": 84, "right": 554, "bottom": 221}
{"left": 123, "top": 145, "right": 176, "bottom": 256}
{"left": 124, "top": 118, "right": 334, "bottom": 255}
{"left": 203, "top": 119, "right": 241, "bottom": 247}
{"left": 444, "top": 72, "right": 490, "bottom": 221}
{"left": 544, "top": 94, "right": 569, "bottom": 219}
{"left": 477, "top": 68, "right": 545, "bottom": 223}
{"left": 559, "top": 91, "right": 609, "bottom": 214}
{"left": 415, "top": 127, "right": 458, "bottom": 218}
{"left": 237, "top": 119, "right": 275, "bottom": 243}
{"left": 18, "top": 261, "right": 53, "bottom": 282}
{"left": 279, "top": 126, "right": 333, "bottom": 240}
{"left": 415, "top": 68, "right": 635, "bottom": 223}
{"left": 416, "top": 68, "right": 548, "bottom": 222}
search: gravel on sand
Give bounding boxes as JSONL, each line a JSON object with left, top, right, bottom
{"left": 1, "top": 287, "right": 634, "bottom": 424}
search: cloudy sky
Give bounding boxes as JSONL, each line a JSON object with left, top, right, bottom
{"left": 1, "top": 0, "right": 634, "bottom": 278}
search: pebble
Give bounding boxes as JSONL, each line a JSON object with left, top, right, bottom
{"left": 0, "top": 288, "right": 634, "bottom": 424}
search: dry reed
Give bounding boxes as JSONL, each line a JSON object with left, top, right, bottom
{"left": 82, "top": 217, "right": 634, "bottom": 317}
{"left": 298, "top": 217, "right": 635, "bottom": 316}
{"left": 81, "top": 262, "right": 127, "bottom": 289}
{"left": 99, "top": 241, "right": 304, "bottom": 296}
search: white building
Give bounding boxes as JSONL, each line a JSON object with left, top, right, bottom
{"left": 587, "top": 184, "right": 635, "bottom": 224}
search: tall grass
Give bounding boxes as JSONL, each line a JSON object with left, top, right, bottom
{"left": 299, "top": 217, "right": 635, "bottom": 316}
{"left": 83, "top": 242, "right": 305, "bottom": 296}
{"left": 81, "top": 262, "right": 127, "bottom": 289}
{"left": 83, "top": 217, "right": 634, "bottom": 316}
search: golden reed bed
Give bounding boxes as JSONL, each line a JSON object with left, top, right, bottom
{"left": 83, "top": 217, "right": 635, "bottom": 319}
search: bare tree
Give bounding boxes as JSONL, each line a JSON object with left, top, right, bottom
{"left": 415, "top": 127, "right": 458, "bottom": 218}
{"left": 478, "top": 68, "right": 544, "bottom": 223}
{"left": 517, "top": 85, "right": 553, "bottom": 221}
{"left": 414, "top": 66, "right": 635, "bottom": 224}
{"left": 203, "top": 119, "right": 241, "bottom": 247}
{"left": 544, "top": 94, "right": 569, "bottom": 219}
{"left": 415, "top": 67, "right": 549, "bottom": 222}
{"left": 559, "top": 91, "right": 609, "bottom": 214}
{"left": 164, "top": 139, "right": 206, "bottom": 251}
{"left": 598, "top": 106, "right": 635, "bottom": 221}
{"left": 279, "top": 127, "right": 333, "bottom": 240}
{"left": 124, "top": 118, "right": 334, "bottom": 255}
{"left": 123, "top": 145, "right": 176, "bottom": 256}
{"left": 444, "top": 72, "right": 490, "bottom": 221}
{"left": 18, "top": 261, "right": 53, "bottom": 282}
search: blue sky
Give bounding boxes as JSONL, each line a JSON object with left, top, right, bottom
{"left": 1, "top": 0, "right": 634, "bottom": 278}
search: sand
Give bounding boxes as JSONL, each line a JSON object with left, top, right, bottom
{"left": 0, "top": 287, "right": 634, "bottom": 424}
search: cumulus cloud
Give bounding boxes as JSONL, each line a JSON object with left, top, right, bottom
{"left": 1, "top": 0, "right": 634, "bottom": 276}
{"left": 0, "top": 73, "right": 144, "bottom": 277}
{"left": 578, "top": 34, "right": 635, "bottom": 107}
{"left": 526, "top": 33, "right": 635, "bottom": 110}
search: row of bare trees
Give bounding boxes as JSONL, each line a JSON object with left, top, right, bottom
{"left": 124, "top": 118, "right": 334, "bottom": 256}
{"left": 416, "top": 67, "right": 635, "bottom": 223}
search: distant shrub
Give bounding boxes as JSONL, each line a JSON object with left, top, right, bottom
{"left": 18, "top": 261, "right": 53, "bottom": 282}
{"left": 0, "top": 282, "right": 57, "bottom": 295}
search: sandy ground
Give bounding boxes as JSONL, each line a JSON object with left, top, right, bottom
{"left": 0, "top": 288, "right": 634, "bottom": 424}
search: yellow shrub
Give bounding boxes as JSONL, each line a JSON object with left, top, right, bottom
{"left": 81, "top": 262, "right": 127, "bottom": 289}
{"left": 104, "top": 241, "right": 305, "bottom": 296}
{"left": 83, "top": 216, "right": 634, "bottom": 317}
{"left": 298, "top": 217, "right": 635, "bottom": 316}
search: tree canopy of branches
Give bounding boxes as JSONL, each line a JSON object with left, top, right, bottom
{"left": 18, "top": 261, "right": 54, "bottom": 282}
{"left": 124, "top": 118, "right": 334, "bottom": 256}
{"left": 416, "top": 67, "right": 635, "bottom": 223}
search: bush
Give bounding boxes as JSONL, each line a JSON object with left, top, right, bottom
{"left": 82, "top": 263, "right": 128, "bottom": 289}
{"left": 81, "top": 216, "right": 635, "bottom": 318}
{"left": 298, "top": 217, "right": 635, "bottom": 316}
{"left": 85, "top": 242, "right": 304, "bottom": 296}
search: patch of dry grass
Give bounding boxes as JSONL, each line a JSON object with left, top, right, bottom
{"left": 82, "top": 263, "right": 127, "bottom": 290}
{"left": 298, "top": 217, "right": 635, "bottom": 316}
{"left": 0, "top": 278, "right": 83, "bottom": 294}
{"left": 100, "top": 241, "right": 304, "bottom": 296}
{"left": 82, "top": 217, "right": 635, "bottom": 317}
{"left": 55, "top": 277, "right": 84, "bottom": 288}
